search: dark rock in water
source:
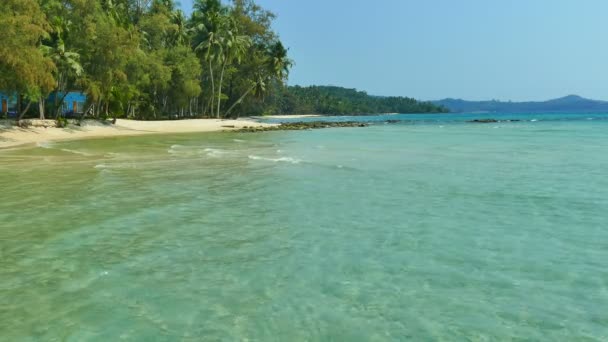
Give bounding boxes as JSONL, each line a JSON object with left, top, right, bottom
{"left": 468, "top": 119, "right": 499, "bottom": 123}
{"left": 233, "top": 121, "right": 369, "bottom": 133}
{"left": 468, "top": 119, "right": 522, "bottom": 123}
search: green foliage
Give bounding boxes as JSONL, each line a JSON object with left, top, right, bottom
{"left": 56, "top": 116, "right": 68, "bottom": 128}
{"left": 0, "top": 0, "right": 291, "bottom": 120}
{"left": 266, "top": 86, "right": 449, "bottom": 115}
{"left": 0, "top": 0, "right": 56, "bottom": 115}
{"left": 0, "top": 0, "right": 443, "bottom": 120}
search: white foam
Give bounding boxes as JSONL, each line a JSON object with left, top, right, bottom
{"left": 204, "top": 148, "right": 227, "bottom": 157}
{"left": 233, "top": 139, "right": 246, "bottom": 143}
{"left": 60, "top": 148, "right": 93, "bottom": 156}
{"left": 531, "top": 119, "right": 538, "bottom": 122}
{"left": 94, "top": 163, "right": 135, "bottom": 170}
{"left": 36, "top": 141, "right": 53, "bottom": 149}
{"left": 248, "top": 155, "right": 301, "bottom": 164}
{"left": 167, "top": 144, "right": 185, "bottom": 154}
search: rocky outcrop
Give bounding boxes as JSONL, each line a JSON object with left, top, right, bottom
{"left": 234, "top": 121, "right": 369, "bottom": 133}
{"left": 468, "top": 119, "right": 522, "bottom": 123}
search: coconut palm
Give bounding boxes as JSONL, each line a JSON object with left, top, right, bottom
{"left": 267, "top": 41, "right": 292, "bottom": 81}
{"left": 42, "top": 36, "right": 83, "bottom": 118}
{"left": 215, "top": 20, "right": 251, "bottom": 118}
{"left": 224, "top": 41, "right": 291, "bottom": 118}
{"left": 170, "top": 10, "right": 189, "bottom": 47}
{"left": 192, "top": 11, "right": 225, "bottom": 116}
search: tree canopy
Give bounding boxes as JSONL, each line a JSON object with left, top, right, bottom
{"left": 265, "top": 86, "right": 448, "bottom": 115}
{"left": 1, "top": 0, "right": 447, "bottom": 120}
{"left": 1, "top": 0, "right": 292, "bottom": 120}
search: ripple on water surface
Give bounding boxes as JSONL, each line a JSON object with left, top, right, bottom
{"left": 1, "top": 119, "right": 608, "bottom": 340}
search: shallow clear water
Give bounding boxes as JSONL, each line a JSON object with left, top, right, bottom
{"left": 1, "top": 114, "right": 608, "bottom": 340}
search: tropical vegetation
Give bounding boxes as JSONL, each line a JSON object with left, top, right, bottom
{"left": 0, "top": 0, "right": 291, "bottom": 120}
{"left": 0, "top": 0, "right": 446, "bottom": 121}
{"left": 266, "top": 86, "right": 448, "bottom": 115}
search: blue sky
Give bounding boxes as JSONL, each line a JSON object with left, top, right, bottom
{"left": 180, "top": 0, "right": 608, "bottom": 101}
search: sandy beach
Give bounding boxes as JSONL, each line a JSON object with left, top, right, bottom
{"left": 0, "top": 118, "right": 276, "bottom": 149}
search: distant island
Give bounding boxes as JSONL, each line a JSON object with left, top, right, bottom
{"left": 433, "top": 95, "right": 608, "bottom": 113}
{"left": 268, "top": 86, "right": 448, "bottom": 115}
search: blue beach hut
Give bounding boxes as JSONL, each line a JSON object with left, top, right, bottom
{"left": 0, "top": 92, "right": 18, "bottom": 116}
{"left": 47, "top": 91, "right": 87, "bottom": 116}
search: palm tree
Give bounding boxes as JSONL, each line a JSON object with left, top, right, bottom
{"left": 42, "top": 36, "right": 83, "bottom": 119}
{"left": 224, "top": 41, "right": 291, "bottom": 118}
{"left": 267, "top": 41, "right": 292, "bottom": 81}
{"left": 192, "top": 11, "right": 225, "bottom": 116}
{"left": 215, "top": 20, "right": 250, "bottom": 118}
{"left": 170, "top": 10, "right": 189, "bottom": 47}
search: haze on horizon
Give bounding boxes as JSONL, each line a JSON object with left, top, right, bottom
{"left": 181, "top": 0, "right": 608, "bottom": 102}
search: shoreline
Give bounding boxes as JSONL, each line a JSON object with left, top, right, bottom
{"left": 0, "top": 118, "right": 276, "bottom": 149}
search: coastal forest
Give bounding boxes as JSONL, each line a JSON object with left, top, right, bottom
{"left": 269, "top": 86, "right": 448, "bottom": 115}
{"left": 0, "top": 0, "right": 445, "bottom": 120}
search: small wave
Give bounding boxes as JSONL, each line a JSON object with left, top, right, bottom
{"left": 167, "top": 144, "right": 186, "bottom": 154}
{"left": 233, "top": 139, "right": 246, "bottom": 143}
{"left": 248, "top": 155, "right": 301, "bottom": 164}
{"left": 168, "top": 144, "right": 203, "bottom": 156}
{"left": 531, "top": 119, "right": 538, "bottom": 122}
{"left": 204, "top": 148, "right": 228, "bottom": 157}
{"left": 60, "top": 148, "right": 93, "bottom": 156}
{"left": 94, "top": 163, "right": 135, "bottom": 170}
{"left": 36, "top": 141, "right": 53, "bottom": 149}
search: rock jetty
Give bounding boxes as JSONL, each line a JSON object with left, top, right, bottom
{"left": 234, "top": 121, "right": 369, "bottom": 133}
{"left": 468, "top": 119, "right": 522, "bottom": 123}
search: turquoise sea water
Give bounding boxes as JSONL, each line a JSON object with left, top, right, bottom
{"left": 1, "top": 113, "right": 607, "bottom": 340}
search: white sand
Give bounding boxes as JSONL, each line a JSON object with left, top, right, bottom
{"left": 0, "top": 118, "right": 276, "bottom": 149}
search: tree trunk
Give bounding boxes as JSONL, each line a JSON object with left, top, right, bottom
{"left": 97, "top": 100, "right": 102, "bottom": 118}
{"left": 80, "top": 104, "right": 94, "bottom": 121}
{"left": 18, "top": 101, "right": 32, "bottom": 122}
{"left": 55, "top": 92, "right": 70, "bottom": 119}
{"left": 39, "top": 97, "right": 45, "bottom": 120}
{"left": 224, "top": 83, "right": 256, "bottom": 118}
{"left": 217, "top": 61, "right": 227, "bottom": 118}
{"left": 209, "top": 59, "right": 215, "bottom": 117}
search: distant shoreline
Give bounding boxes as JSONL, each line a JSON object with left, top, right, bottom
{"left": 0, "top": 118, "right": 276, "bottom": 149}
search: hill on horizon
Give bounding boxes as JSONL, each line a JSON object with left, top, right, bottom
{"left": 432, "top": 95, "right": 608, "bottom": 113}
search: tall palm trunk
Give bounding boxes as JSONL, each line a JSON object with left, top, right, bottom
{"left": 39, "top": 97, "right": 45, "bottom": 120}
{"left": 208, "top": 59, "right": 215, "bottom": 117}
{"left": 217, "top": 61, "right": 227, "bottom": 118}
{"left": 224, "top": 82, "right": 257, "bottom": 118}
